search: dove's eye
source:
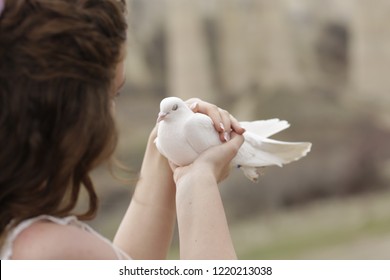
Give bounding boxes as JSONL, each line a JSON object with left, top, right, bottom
{"left": 172, "top": 104, "right": 179, "bottom": 111}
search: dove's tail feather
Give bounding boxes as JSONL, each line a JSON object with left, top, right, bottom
{"left": 239, "top": 119, "right": 290, "bottom": 138}
{"left": 235, "top": 134, "right": 312, "bottom": 182}
{"left": 255, "top": 138, "right": 312, "bottom": 167}
{"left": 238, "top": 128, "right": 312, "bottom": 166}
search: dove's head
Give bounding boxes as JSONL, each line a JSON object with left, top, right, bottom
{"left": 157, "top": 97, "right": 192, "bottom": 123}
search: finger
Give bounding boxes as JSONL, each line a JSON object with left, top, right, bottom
{"left": 185, "top": 99, "right": 224, "bottom": 133}
{"left": 219, "top": 109, "right": 231, "bottom": 142}
{"left": 185, "top": 98, "right": 202, "bottom": 112}
{"left": 196, "top": 101, "right": 225, "bottom": 133}
{"left": 187, "top": 101, "right": 200, "bottom": 112}
{"left": 220, "top": 132, "right": 245, "bottom": 162}
{"left": 229, "top": 114, "right": 245, "bottom": 134}
{"left": 185, "top": 98, "right": 202, "bottom": 106}
{"left": 227, "top": 132, "right": 245, "bottom": 151}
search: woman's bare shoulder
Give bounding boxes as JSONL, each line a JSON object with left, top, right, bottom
{"left": 12, "top": 220, "right": 118, "bottom": 260}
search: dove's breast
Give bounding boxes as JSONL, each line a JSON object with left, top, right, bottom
{"left": 156, "top": 121, "right": 200, "bottom": 166}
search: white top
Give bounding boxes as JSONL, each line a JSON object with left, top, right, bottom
{"left": 0, "top": 215, "right": 131, "bottom": 260}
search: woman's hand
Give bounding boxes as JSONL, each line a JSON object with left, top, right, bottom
{"left": 172, "top": 132, "right": 244, "bottom": 185}
{"left": 185, "top": 98, "right": 245, "bottom": 142}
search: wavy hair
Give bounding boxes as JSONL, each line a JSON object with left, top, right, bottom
{"left": 0, "top": 0, "right": 127, "bottom": 243}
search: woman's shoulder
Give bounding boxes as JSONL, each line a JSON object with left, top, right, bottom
{"left": 11, "top": 217, "right": 121, "bottom": 260}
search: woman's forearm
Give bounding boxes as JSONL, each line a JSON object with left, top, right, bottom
{"left": 113, "top": 129, "right": 176, "bottom": 259}
{"left": 175, "top": 171, "right": 237, "bottom": 260}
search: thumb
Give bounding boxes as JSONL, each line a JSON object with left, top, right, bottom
{"left": 219, "top": 132, "right": 244, "bottom": 162}
{"left": 207, "top": 132, "right": 244, "bottom": 183}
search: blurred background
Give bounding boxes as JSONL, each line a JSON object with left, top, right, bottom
{"left": 87, "top": 0, "right": 390, "bottom": 259}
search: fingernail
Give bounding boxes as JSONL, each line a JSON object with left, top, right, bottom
{"left": 224, "top": 132, "right": 230, "bottom": 142}
{"left": 190, "top": 102, "right": 198, "bottom": 110}
{"left": 220, "top": 123, "right": 225, "bottom": 131}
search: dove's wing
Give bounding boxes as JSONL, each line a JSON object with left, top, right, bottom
{"left": 184, "top": 113, "right": 221, "bottom": 155}
{"left": 239, "top": 119, "right": 290, "bottom": 138}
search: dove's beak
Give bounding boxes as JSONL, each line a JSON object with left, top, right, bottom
{"left": 157, "top": 112, "right": 168, "bottom": 123}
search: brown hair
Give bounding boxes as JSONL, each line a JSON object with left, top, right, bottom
{"left": 0, "top": 0, "right": 127, "bottom": 242}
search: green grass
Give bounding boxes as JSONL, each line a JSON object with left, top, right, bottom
{"left": 233, "top": 190, "right": 390, "bottom": 259}
{"left": 241, "top": 217, "right": 390, "bottom": 259}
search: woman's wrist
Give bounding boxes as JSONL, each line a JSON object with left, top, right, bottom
{"left": 133, "top": 126, "right": 176, "bottom": 214}
{"left": 139, "top": 127, "right": 173, "bottom": 183}
{"left": 174, "top": 166, "right": 217, "bottom": 188}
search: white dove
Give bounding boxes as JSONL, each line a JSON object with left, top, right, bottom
{"left": 155, "top": 97, "right": 312, "bottom": 182}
